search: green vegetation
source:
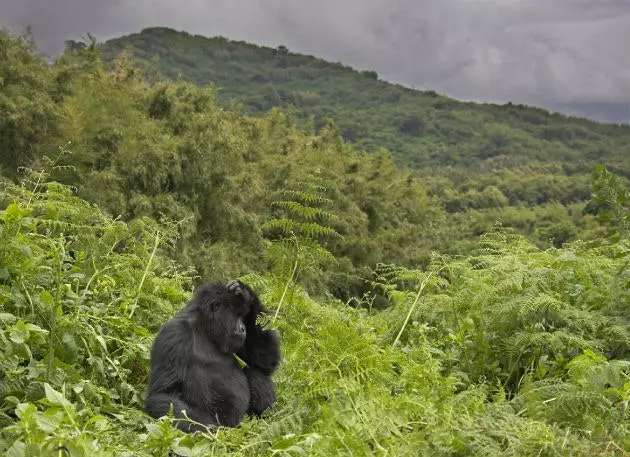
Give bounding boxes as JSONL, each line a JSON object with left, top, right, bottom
{"left": 101, "top": 27, "right": 630, "bottom": 169}
{"left": 1, "top": 28, "right": 630, "bottom": 455}
{"left": 98, "top": 27, "right": 630, "bottom": 255}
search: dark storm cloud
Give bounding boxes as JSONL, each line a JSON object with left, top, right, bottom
{"left": 1, "top": 0, "right": 629, "bottom": 122}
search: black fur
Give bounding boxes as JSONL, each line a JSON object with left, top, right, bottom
{"left": 145, "top": 280, "right": 281, "bottom": 432}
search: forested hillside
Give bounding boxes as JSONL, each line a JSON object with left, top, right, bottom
{"left": 100, "top": 27, "right": 630, "bottom": 169}
{"left": 98, "top": 27, "right": 630, "bottom": 261}
{"left": 2, "top": 29, "right": 630, "bottom": 456}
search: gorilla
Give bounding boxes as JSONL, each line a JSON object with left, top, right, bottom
{"left": 145, "top": 279, "right": 281, "bottom": 432}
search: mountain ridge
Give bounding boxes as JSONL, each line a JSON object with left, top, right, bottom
{"left": 99, "top": 26, "right": 630, "bottom": 171}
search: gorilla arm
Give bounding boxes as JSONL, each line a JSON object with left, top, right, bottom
{"left": 236, "top": 325, "right": 281, "bottom": 375}
{"left": 236, "top": 324, "right": 281, "bottom": 416}
{"left": 222, "top": 279, "right": 282, "bottom": 416}
{"left": 226, "top": 278, "right": 280, "bottom": 375}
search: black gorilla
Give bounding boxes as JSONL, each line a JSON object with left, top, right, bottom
{"left": 145, "top": 280, "right": 281, "bottom": 432}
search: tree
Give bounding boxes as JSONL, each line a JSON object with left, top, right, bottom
{"left": 275, "top": 45, "right": 289, "bottom": 68}
{"left": 0, "top": 30, "right": 58, "bottom": 175}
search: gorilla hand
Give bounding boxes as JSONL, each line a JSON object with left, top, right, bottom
{"left": 227, "top": 279, "right": 253, "bottom": 304}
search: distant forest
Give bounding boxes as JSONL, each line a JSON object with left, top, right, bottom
{"left": 102, "top": 27, "right": 630, "bottom": 170}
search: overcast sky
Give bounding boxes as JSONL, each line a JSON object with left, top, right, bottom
{"left": 1, "top": 0, "right": 629, "bottom": 122}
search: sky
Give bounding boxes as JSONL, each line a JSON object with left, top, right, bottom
{"left": 1, "top": 0, "right": 629, "bottom": 123}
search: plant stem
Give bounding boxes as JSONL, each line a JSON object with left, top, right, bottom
{"left": 273, "top": 258, "right": 298, "bottom": 325}
{"left": 392, "top": 268, "right": 444, "bottom": 348}
{"left": 129, "top": 231, "right": 160, "bottom": 318}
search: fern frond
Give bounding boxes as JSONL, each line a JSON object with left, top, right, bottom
{"left": 297, "top": 222, "right": 342, "bottom": 240}
{"left": 271, "top": 200, "right": 337, "bottom": 221}
{"left": 280, "top": 189, "right": 332, "bottom": 205}
{"left": 262, "top": 218, "right": 297, "bottom": 235}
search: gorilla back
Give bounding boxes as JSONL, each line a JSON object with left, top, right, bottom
{"left": 145, "top": 280, "right": 281, "bottom": 432}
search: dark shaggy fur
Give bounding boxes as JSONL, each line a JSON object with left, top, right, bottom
{"left": 145, "top": 280, "right": 281, "bottom": 432}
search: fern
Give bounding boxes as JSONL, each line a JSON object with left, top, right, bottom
{"left": 270, "top": 201, "right": 336, "bottom": 222}
{"left": 585, "top": 165, "right": 630, "bottom": 237}
{"left": 3, "top": 174, "right": 630, "bottom": 455}
{"left": 261, "top": 180, "right": 342, "bottom": 320}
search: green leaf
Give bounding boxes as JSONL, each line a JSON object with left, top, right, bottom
{"left": 95, "top": 334, "right": 108, "bottom": 353}
{"left": 0, "top": 312, "right": 17, "bottom": 323}
{"left": 39, "top": 290, "right": 55, "bottom": 306}
{"left": 14, "top": 403, "right": 37, "bottom": 419}
{"left": 9, "top": 321, "right": 29, "bottom": 344}
{"left": 43, "top": 384, "right": 72, "bottom": 408}
{"left": 5, "top": 441, "right": 26, "bottom": 457}
{"left": 61, "top": 442, "right": 87, "bottom": 457}
{"left": 172, "top": 446, "right": 193, "bottom": 457}
{"left": 2, "top": 203, "right": 31, "bottom": 223}
{"left": 34, "top": 411, "right": 62, "bottom": 433}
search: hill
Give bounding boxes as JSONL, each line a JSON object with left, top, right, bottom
{"left": 100, "top": 27, "right": 630, "bottom": 171}
{"left": 95, "top": 27, "right": 630, "bottom": 262}
{"left": 3, "top": 26, "right": 625, "bottom": 291}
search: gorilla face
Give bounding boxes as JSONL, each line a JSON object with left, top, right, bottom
{"left": 200, "top": 288, "right": 252, "bottom": 353}
{"left": 219, "top": 305, "right": 248, "bottom": 353}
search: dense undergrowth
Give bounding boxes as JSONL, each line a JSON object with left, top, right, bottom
{"left": 1, "top": 163, "right": 630, "bottom": 456}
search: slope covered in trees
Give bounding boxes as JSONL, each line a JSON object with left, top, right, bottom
{"left": 2, "top": 29, "right": 630, "bottom": 455}
{"left": 100, "top": 27, "right": 630, "bottom": 170}
{"left": 98, "top": 27, "right": 630, "bottom": 258}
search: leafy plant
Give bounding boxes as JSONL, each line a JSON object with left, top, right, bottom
{"left": 262, "top": 181, "right": 342, "bottom": 320}
{"left": 584, "top": 164, "right": 630, "bottom": 238}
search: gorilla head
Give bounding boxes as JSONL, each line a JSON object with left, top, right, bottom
{"left": 192, "top": 282, "right": 252, "bottom": 353}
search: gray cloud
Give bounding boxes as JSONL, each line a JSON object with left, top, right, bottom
{"left": 1, "top": 0, "right": 629, "bottom": 122}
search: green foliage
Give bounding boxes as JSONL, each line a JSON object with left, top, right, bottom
{"left": 584, "top": 165, "right": 630, "bottom": 238}
{"left": 515, "top": 350, "right": 630, "bottom": 435}
{"left": 0, "top": 28, "right": 622, "bottom": 303}
{"left": 0, "top": 29, "right": 58, "bottom": 176}
{"left": 263, "top": 181, "right": 342, "bottom": 310}
{"left": 94, "top": 27, "right": 630, "bottom": 266}
{"left": 0, "top": 36, "right": 454, "bottom": 300}
{"left": 100, "top": 27, "right": 630, "bottom": 172}
{"left": 2, "top": 173, "right": 630, "bottom": 455}
{"left": 0, "top": 161, "right": 196, "bottom": 454}
{"left": 377, "top": 227, "right": 630, "bottom": 399}
{"left": 264, "top": 184, "right": 341, "bottom": 240}
{"left": 1, "top": 29, "right": 630, "bottom": 454}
